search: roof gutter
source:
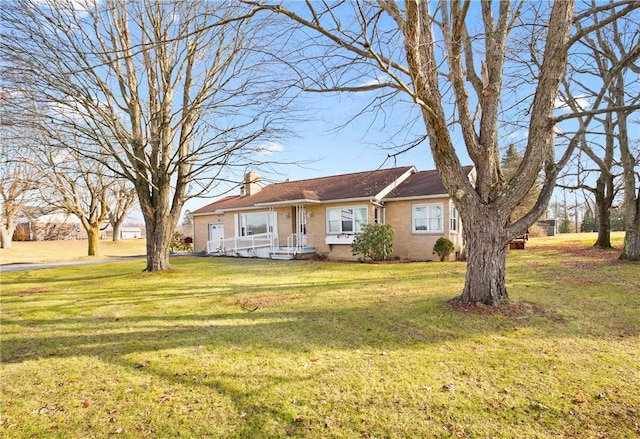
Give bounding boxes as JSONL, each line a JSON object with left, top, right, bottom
{"left": 382, "top": 193, "right": 449, "bottom": 202}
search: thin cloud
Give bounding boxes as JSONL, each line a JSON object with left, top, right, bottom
{"left": 255, "top": 141, "right": 285, "bottom": 156}
{"left": 358, "top": 76, "right": 391, "bottom": 88}
{"left": 555, "top": 95, "right": 591, "bottom": 111}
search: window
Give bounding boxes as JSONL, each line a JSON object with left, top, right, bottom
{"left": 450, "top": 204, "right": 458, "bottom": 233}
{"left": 413, "top": 203, "right": 443, "bottom": 233}
{"left": 327, "top": 207, "right": 368, "bottom": 234}
{"left": 240, "top": 212, "right": 268, "bottom": 236}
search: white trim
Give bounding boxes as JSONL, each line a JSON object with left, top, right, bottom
{"left": 373, "top": 166, "right": 416, "bottom": 200}
{"left": 233, "top": 213, "right": 239, "bottom": 237}
{"left": 255, "top": 199, "right": 321, "bottom": 207}
{"left": 450, "top": 203, "right": 459, "bottom": 234}
{"left": 325, "top": 235, "right": 355, "bottom": 245}
{"left": 383, "top": 193, "right": 449, "bottom": 202}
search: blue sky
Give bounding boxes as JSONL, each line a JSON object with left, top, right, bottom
{"left": 182, "top": 90, "right": 449, "bottom": 216}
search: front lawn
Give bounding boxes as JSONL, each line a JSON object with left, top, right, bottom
{"left": 1, "top": 235, "right": 638, "bottom": 438}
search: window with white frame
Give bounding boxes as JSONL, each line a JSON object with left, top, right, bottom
{"left": 450, "top": 204, "right": 459, "bottom": 233}
{"left": 239, "top": 212, "right": 268, "bottom": 236}
{"left": 327, "top": 207, "right": 368, "bottom": 234}
{"left": 412, "top": 203, "right": 443, "bottom": 233}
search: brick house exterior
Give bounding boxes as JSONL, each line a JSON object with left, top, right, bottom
{"left": 191, "top": 166, "right": 475, "bottom": 261}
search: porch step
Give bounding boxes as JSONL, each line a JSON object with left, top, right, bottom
{"left": 270, "top": 253, "right": 295, "bottom": 260}
{"left": 269, "top": 247, "right": 315, "bottom": 260}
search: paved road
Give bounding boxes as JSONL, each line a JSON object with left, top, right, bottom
{"left": 0, "top": 255, "right": 147, "bottom": 273}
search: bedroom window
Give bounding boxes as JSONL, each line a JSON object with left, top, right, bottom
{"left": 327, "top": 207, "right": 368, "bottom": 234}
{"left": 450, "top": 204, "right": 458, "bottom": 233}
{"left": 412, "top": 203, "right": 443, "bottom": 233}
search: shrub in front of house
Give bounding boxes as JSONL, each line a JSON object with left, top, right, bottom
{"left": 433, "top": 237, "right": 455, "bottom": 261}
{"left": 351, "top": 223, "right": 395, "bottom": 262}
{"left": 169, "top": 232, "right": 193, "bottom": 253}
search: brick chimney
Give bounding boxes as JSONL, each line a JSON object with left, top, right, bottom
{"left": 243, "top": 172, "right": 262, "bottom": 196}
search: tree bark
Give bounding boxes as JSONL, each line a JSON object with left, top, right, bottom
{"left": 456, "top": 209, "right": 510, "bottom": 305}
{"left": 621, "top": 225, "right": 640, "bottom": 261}
{"left": 593, "top": 175, "right": 614, "bottom": 249}
{"left": 0, "top": 223, "right": 15, "bottom": 248}
{"left": 616, "top": 70, "right": 640, "bottom": 261}
{"left": 111, "top": 219, "right": 124, "bottom": 242}
{"left": 143, "top": 213, "right": 174, "bottom": 272}
{"left": 87, "top": 225, "right": 101, "bottom": 256}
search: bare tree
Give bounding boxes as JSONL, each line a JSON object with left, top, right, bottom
{"left": 246, "top": 0, "right": 638, "bottom": 304}
{"left": 0, "top": 149, "right": 38, "bottom": 248}
{"left": 1, "top": 0, "right": 293, "bottom": 271}
{"left": 107, "top": 180, "right": 137, "bottom": 242}
{"left": 0, "top": 89, "right": 40, "bottom": 248}
{"left": 618, "top": 97, "right": 640, "bottom": 261}
{"left": 557, "top": 3, "right": 639, "bottom": 250}
{"left": 34, "top": 135, "right": 111, "bottom": 256}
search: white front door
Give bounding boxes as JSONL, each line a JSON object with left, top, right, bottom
{"left": 208, "top": 224, "right": 225, "bottom": 251}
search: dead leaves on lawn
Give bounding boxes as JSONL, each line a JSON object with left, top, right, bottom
{"left": 233, "top": 294, "right": 300, "bottom": 312}
{"left": 450, "top": 300, "right": 563, "bottom": 322}
{"left": 5, "top": 288, "right": 53, "bottom": 296}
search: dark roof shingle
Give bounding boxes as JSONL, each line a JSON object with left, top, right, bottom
{"left": 385, "top": 165, "right": 474, "bottom": 199}
{"left": 191, "top": 165, "right": 473, "bottom": 215}
{"left": 192, "top": 166, "right": 413, "bottom": 214}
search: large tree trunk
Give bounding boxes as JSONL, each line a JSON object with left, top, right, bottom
{"left": 87, "top": 225, "right": 101, "bottom": 256}
{"left": 111, "top": 218, "right": 124, "bottom": 242}
{"left": 140, "top": 189, "right": 180, "bottom": 271}
{"left": 620, "top": 204, "right": 640, "bottom": 261}
{"left": 616, "top": 70, "right": 639, "bottom": 261}
{"left": 144, "top": 216, "right": 174, "bottom": 271}
{"left": 593, "top": 175, "right": 614, "bottom": 249}
{"left": 457, "top": 211, "right": 510, "bottom": 305}
{"left": 0, "top": 223, "right": 15, "bottom": 248}
{"left": 621, "top": 228, "right": 640, "bottom": 261}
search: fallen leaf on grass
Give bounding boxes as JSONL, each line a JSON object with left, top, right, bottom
{"left": 572, "top": 397, "right": 586, "bottom": 404}
{"left": 157, "top": 393, "right": 172, "bottom": 403}
{"left": 81, "top": 399, "right": 91, "bottom": 408}
{"left": 442, "top": 383, "right": 455, "bottom": 392}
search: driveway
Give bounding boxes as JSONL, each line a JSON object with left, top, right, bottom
{"left": 0, "top": 255, "right": 147, "bottom": 273}
{"left": 0, "top": 253, "right": 201, "bottom": 273}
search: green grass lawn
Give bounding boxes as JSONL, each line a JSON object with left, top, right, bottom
{"left": 1, "top": 234, "right": 638, "bottom": 438}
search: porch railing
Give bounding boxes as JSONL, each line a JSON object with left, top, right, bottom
{"left": 217, "top": 232, "right": 278, "bottom": 255}
{"left": 208, "top": 233, "right": 315, "bottom": 257}
{"left": 286, "top": 233, "right": 314, "bottom": 251}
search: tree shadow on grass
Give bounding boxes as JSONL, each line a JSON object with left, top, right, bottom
{"left": 1, "top": 297, "right": 467, "bottom": 437}
{"left": 3, "top": 257, "right": 639, "bottom": 437}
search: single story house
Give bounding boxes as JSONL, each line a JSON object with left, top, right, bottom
{"left": 102, "top": 226, "right": 143, "bottom": 240}
{"left": 191, "top": 166, "right": 475, "bottom": 261}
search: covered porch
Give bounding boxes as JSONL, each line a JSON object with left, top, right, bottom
{"left": 206, "top": 204, "right": 316, "bottom": 260}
